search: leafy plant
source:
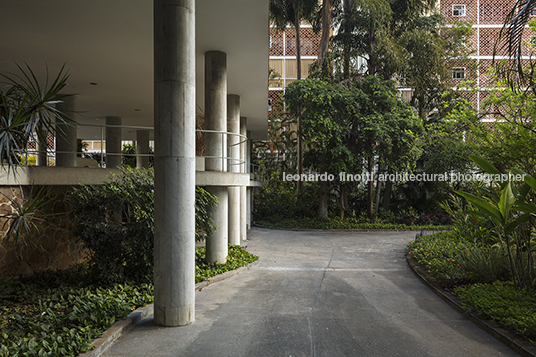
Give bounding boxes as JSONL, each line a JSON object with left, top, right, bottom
{"left": 68, "top": 167, "right": 218, "bottom": 285}
{"left": 0, "top": 63, "right": 72, "bottom": 173}
{"left": 454, "top": 281, "right": 536, "bottom": 342}
{"left": 455, "top": 155, "right": 536, "bottom": 289}
{"left": 0, "top": 185, "right": 62, "bottom": 252}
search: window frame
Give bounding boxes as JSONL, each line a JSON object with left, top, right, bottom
{"left": 452, "top": 4, "right": 466, "bottom": 17}
{"left": 452, "top": 67, "right": 466, "bottom": 79}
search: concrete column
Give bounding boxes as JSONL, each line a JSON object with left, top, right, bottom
{"left": 36, "top": 129, "right": 47, "bottom": 166}
{"left": 105, "top": 116, "right": 122, "bottom": 168}
{"left": 136, "top": 130, "right": 150, "bottom": 169}
{"left": 240, "top": 117, "right": 247, "bottom": 240}
{"left": 228, "top": 95, "right": 240, "bottom": 246}
{"left": 153, "top": 0, "right": 196, "bottom": 327}
{"left": 204, "top": 51, "right": 227, "bottom": 172}
{"left": 246, "top": 130, "right": 253, "bottom": 228}
{"left": 205, "top": 50, "right": 228, "bottom": 264}
{"left": 55, "top": 96, "right": 77, "bottom": 167}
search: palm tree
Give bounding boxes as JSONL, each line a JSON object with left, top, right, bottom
{"left": 269, "top": 0, "right": 317, "bottom": 192}
{"left": 503, "top": 0, "right": 536, "bottom": 77}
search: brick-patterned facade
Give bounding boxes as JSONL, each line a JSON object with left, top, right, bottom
{"left": 440, "top": 0, "right": 535, "bottom": 118}
{"left": 269, "top": 26, "right": 321, "bottom": 119}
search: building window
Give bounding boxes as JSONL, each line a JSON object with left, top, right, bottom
{"left": 452, "top": 5, "right": 466, "bottom": 17}
{"left": 452, "top": 67, "right": 466, "bottom": 79}
{"left": 268, "top": 98, "right": 272, "bottom": 111}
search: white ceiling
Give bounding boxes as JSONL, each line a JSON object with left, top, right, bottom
{"left": 0, "top": 0, "right": 269, "bottom": 140}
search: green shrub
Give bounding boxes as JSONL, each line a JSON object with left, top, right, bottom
{"left": 195, "top": 245, "right": 259, "bottom": 282}
{"left": 454, "top": 281, "right": 536, "bottom": 341}
{"left": 408, "top": 231, "right": 512, "bottom": 286}
{"left": 253, "top": 181, "right": 317, "bottom": 220}
{"left": 0, "top": 271, "right": 154, "bottom": 356}
{"left": 68, "top": 167, "right": 217, "bottom": 285}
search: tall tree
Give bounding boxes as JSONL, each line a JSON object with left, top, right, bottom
{"left": 270, "top": 0, "right": 318, "bottom": 193}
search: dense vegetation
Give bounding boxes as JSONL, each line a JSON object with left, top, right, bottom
{"left": 0, "top": 245, "right": 258, "bottom": 356}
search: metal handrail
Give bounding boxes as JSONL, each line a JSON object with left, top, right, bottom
{"left": 22, "top": 124, "right": 249, "bottom": 173}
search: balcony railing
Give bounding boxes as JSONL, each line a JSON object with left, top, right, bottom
{"left": 20, "top": 123, "right": 253, "bottom": 175}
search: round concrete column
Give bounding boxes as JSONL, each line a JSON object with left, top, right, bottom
{"left": 36, "top": 129, "right": 47, "bottom": 166}
{"left": 153, "top": 0, "right": 196, "bottom": 327}
{"left": 55, "top": 96, "right": 77, "bottom": 167}
{"left": 136, "top": 130, "right": 150, "bottom": 169}
{"left": 207, "top": 186, "right": 228, "bottom": 261}
{"left": 204, "top": 51, "right": 227, "bottom": 172}
{"left": 228, "top": 95, "right": 240, "bottom": 246}
{"left": 205, "top": 50, "right": 228, "bottom": 264}
{"left": 240, "top": 117, "right": 247, "bottom": 241}
{"left": 105, "top": 116, "right": 122, "bottom": 168}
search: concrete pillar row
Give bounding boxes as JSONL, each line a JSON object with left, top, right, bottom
{"left": 228, "top": 94, "right": 240, "bottom": 246}
{"left": 240, "top": 117, "right": 247, "bottom": 241}
{"left": 136, "top": 130, "right": 150, "bottom": 169}
{"left": 153, "top": 0, "right": 196, "bottom": 327}
{"left": 55, "top": 95, "right": 77, "bottom": 167}
{"left": 105, "top": 116, "right": 122, "bottom": 168}
{"left": 205, "top": 50, "right": 228, "bottom": 264}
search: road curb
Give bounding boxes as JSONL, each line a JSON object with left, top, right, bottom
{"left": 78, "top": 260, "right": 258, "bottom": 357}
{"left": 406, "top": 255, "right": 536, "bottom": 357}
{"left": 79, "top": 304, "right": 154, "bottom": 357}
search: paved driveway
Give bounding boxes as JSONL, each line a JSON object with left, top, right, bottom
{"left": 102, "top": 228, "right": 519, "bottom": 357}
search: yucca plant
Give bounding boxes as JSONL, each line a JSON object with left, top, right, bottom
{"left": 0, "top": 63, "right": 73, "bottom": 247}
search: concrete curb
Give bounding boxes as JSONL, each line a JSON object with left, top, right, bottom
{"left": 406, "top": 255, "right": 536, "bottom": 357}
{"left": 77, "top": 260, "right": 258, "bottom": 357}
{"left": 252, "top": 222, "right": 423, "bottom": 233}
{"left": 79, "top": 304, "right": 154, "bottom": 357}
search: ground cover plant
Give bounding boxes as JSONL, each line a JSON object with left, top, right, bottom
{"left": 257, "top": 216, "right": 450, "bottom": 231}
{"left": 0, "top": 245, "right": 258, "bottom": 356}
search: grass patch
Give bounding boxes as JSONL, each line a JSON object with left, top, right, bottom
{"left": 0, "top": 245, "right": 258, "bottom": 356}
{"left": 257, "top": 216, "right": 450, "bottom": 230}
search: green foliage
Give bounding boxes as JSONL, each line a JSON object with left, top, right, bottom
{"left": 0, "top": 269, "right": 154, "bottom": 356}
{"left": 195, "top": 245, "right": 259, "bottom": 282}
{"left": 454, "top": 281, "right": 536, "bottom": 342}
{"left": 408, "top": 232, "right": 511, "bottom": 286}
{"left": 0, "top": 186, "right": 60, "bottom": 251}
{"left": 253, "top": 179, "right": 317, "bottom": 220}
{"left": 455, "top": 156, "right": 536, "bottom": 289}
{"left": 0, "top": 246, "right": 257, "bottom": 356}
{"left": 257, "top": 216, "right": 450, "bottom": 230}
{"left": 68, "top": 167, "right": 217, "bottom": 285}
{"left": 0, "top": 63, "right": 72, "bottom": 174}
{"left": 121, "top": 143, "right": 154, "bottom": 168}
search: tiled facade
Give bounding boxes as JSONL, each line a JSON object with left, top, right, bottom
{"left": 269, "top": 25, "right": 321, "bottom": 119}
{"left": 441, "top": 0, "right": 534, "bottom": 118}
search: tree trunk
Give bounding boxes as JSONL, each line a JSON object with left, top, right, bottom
{"left": 367, "top": 157, "right": 374, "bottom": 220}
{"left": 317, "top": 0, "right": 333, "bottom": 69}
{"left": 319, "top": 179, "right": 329, "bottom": 221}
{"left": 295, "top": 13, "right": 303, "bottom": 193}
{"left": 339, "top": 184, "right": 346, "bottom": 220}
{"left": 382, "top": 179, "right": 392, "bottom": 211}
{"left": 374, "top": 176, "right": 382, "bottom": 217}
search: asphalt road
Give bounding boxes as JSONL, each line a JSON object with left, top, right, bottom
{"left": 102, "top": 227, "right": 519, "bottom": 357}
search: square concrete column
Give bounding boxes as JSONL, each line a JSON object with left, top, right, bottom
{"left": 55, "top": 96, "right": 77, "bottom": 167}
{"left": 105, "top": 116, "right": 122, "bottom": 168}
{"left": 205, "top": 50, "right": 228, "bottom": 264}
{"left": 136, "top": 129, "right": 150, "bottom": 169}
{"left": 153, "top": 0, "right": 196, "bottom": 327}
{"left": 228, "top": 94, "right": 240, "bottom": 246}
{"left": 240, "top": 117, "right": 247, "bottom": 240}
